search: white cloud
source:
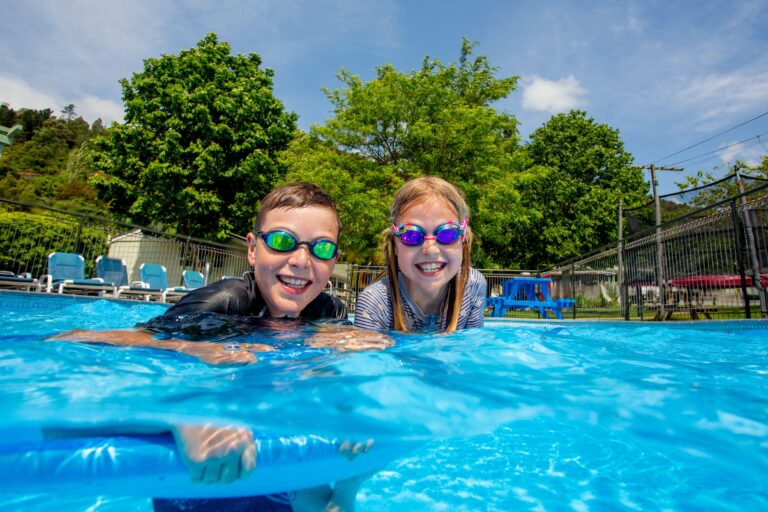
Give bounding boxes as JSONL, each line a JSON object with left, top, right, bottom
{"left": 0, "top": 74, "right": 123, "bottom": 124}
{"left": 718, "top": 140, "right": 766, "bottom": 166}
{"left": 77, "top": 96, "right": 124, "bottom": 125}
{"left": 0, "top": 75, "right": 59, "bottom": 112}
{"left": 521, "top": 75, "right": 587, "bottom": 113}
{"left": 678, "top": 68, "right": 768, "bottom": 123}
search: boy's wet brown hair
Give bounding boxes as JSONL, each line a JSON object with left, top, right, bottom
{"left": 382, "top": 176, "right": 472, "bottom": 332}
{"left": 254, "top": 182, "right": 341, "bottom": 238}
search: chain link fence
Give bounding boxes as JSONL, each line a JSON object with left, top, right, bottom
{"left": 3, "top": 179, "right": 767, "bottom": 321}
{"left": 546, "top": 182, "right": 768, "bottom": 321}
{"left": 0, "top": 198, "right": 249, "bottom": 291}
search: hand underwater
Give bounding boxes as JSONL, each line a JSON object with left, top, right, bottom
{"left": 307, "top": 328, "right": 394, "bottom": 352}
{"left": 173, "top": 424, "right": 256, "bottom": 484}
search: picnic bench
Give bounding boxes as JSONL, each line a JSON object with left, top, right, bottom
{"left": 645, "top": 304, "right": 718, "bottom": 321}
{"left": 487, "top": 277, "right": 575, "bottom": 320}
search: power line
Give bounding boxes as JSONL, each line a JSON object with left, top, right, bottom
{"left": 668, "top": 141, "right": 766, "bottom": 170}
{"left": 666, "top": 131, "right": 768, "bottom": 167}
{"left": 651, "top": 109, "right": 768, "bottom": 165}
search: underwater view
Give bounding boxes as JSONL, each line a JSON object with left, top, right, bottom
{"left": 0, "top": 292, "right": 766, "bottom": 511}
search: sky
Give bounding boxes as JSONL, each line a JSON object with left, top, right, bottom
{"left": 1, "top": 0, "right": 767, "bottom": 194}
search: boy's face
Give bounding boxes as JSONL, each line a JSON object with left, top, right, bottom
{"left": 247, "top": 206, "right": 338, "bottom": 318}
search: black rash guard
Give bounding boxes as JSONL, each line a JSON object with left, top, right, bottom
{"left": 137, "top": 272, "right": 347, "bottom": 340}
{"left": 163, "top": 271, "right": 347, "bottom": 320}
{"left": 150, "top": 272, "right": 347, "bottom": 512}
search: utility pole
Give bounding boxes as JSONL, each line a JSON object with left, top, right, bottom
{"left": 641, "top": 164, "right": 683, "bottom": 319}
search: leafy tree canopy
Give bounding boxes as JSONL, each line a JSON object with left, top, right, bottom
{"left": 674, "top": 159, "right": 768, "bottom": 209}
{"left": 0, "top": 104, "right": 55, "bottom": 144}
{"left": 1, "top": 106, "right": 105, "bottom": 214}
{"left": 91, "top": 33, "right": 297, "bottom": 239}
{"left": 505, "top": 110, "right": 648, "bottom": 267}
{"left": 287, "top": 38, "right": 520, "bottom": 263}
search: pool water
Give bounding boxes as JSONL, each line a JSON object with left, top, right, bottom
{"left": 0, "top": 292, "right": 766, "bottom": 511}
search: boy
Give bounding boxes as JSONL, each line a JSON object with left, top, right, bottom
{"left": 53, "top": 182, "right": 389, "bottom": 511}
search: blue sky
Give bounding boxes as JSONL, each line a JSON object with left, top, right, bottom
{"left": 1, "top": 0, "right": 767, "bottom": 194}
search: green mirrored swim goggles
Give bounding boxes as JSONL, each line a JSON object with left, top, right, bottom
{"left": 256, "top": 230, "right": 339, "bottom": 261}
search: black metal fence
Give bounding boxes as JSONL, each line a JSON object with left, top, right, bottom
{"left": 545, "top": 182, "right": 768, "bottom": 321}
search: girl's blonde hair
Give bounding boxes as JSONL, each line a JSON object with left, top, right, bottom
{"left": 383, "top": 176, "right": 473, "bottom": 332}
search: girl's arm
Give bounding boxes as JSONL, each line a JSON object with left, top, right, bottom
{"left": 307, "top": 325, "right": 393, "bottom": 351}
{"left": 464, "top": 269, "right": 488, "bottom": 328}
{"left": 353, "top": 283, "right": 392, "bottom": 331}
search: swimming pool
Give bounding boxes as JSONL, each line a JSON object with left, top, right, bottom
{"left": 0, "top": 291, "right": 766, "bottom": 510}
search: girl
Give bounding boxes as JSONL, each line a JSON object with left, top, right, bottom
{"left": 355, "top": 177, "right": 487, "bottom": 332}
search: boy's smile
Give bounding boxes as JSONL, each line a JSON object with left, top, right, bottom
{"left": 247, "top": 206, "right": 338, "bottom": 318}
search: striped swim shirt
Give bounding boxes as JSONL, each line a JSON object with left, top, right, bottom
{"left": 353, "top": 268, "right": 487, "bottom": 332}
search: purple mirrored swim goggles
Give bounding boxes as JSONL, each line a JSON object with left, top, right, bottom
{"left": 392, "top": 218, "right": 468, "bottom": 246}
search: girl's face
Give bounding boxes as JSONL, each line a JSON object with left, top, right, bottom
{"left": 247, "top": 206, "right": 338, "bottom": 318}
{"left": 394, "top": 199, "right": 464, "bottom": 311}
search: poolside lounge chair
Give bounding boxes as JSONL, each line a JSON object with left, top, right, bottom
{"left": 182, "top": 270, "right": 205, "bottom": 289}
{"left": 115, "top": 262, "right": 168, "bottom": 302}
{"left": 39, "top": 252, "right": 117, "bottom": 296}
{"left": 162, "top": 269, "right": 206, "bottom": 303}
{"left": 0, "top": 270, "right": 41, "bottom": 292}
{"left": 95, "top": 256, "right": 129, "bottom": 289}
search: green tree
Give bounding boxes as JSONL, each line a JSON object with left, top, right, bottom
{"left": 287, "top": 39, "right": 520, "bottom": 263}
{"left": 513, "top": 110, "right": 647, "bottom": 267}
{"left": 61, "top": 104, "right": 77, "bottom": 121}
{"left": 91, "top": 33, "right": 297, "bottom": 239}
{"left": 282, "top": 132, "right": 400, "bottom": 264}
{"left": 0, "top": 104, "right": 15, "bottom": 128}
{"left": 0, "top": 113, "right": 108, "bottom": 214}
{"left": 674, "top": 159, "right": 768, "bottom": 209}
{"left": 14, "top": 108, "right": 54, "bottom": 143}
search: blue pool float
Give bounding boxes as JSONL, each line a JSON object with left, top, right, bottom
{"left": 0, "top": 432, "right": 420, "bottom": 497}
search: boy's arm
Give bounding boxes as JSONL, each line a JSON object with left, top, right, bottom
{"left": 47, "top": 329, "right": 272, "bottom": 365}
{"left": 173, "top": 424, "right": 256, "bottom": 484}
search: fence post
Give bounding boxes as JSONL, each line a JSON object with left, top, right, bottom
{"left": 736, "top": 169, "right": 767, "bottom": 318}
{"left": 345, "top": 264, "right": 355, "bottom": 314}
{"left": 618, "top": 200, "right": 629, "bottom": 321}
{"left": 570, "top": 262, "right": 576, "bottom": 319}
{"left": 74, "top": 218, "right": 84, "bottom": 255}
{"left": 730, "top": 200, "right": 751, "bottom": 319}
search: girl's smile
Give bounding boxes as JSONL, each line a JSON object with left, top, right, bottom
{"left": 394, "top": 199, "right": 464, "bottom": 314}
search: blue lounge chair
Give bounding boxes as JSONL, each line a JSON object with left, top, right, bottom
{"left": 182, "top": 270, "right": 205, "bottom": 289}
{"left": 0, "top": 270, "right": 41, "bottom": 292}
{"left": 40, "top": 252, "right": 116, "bottom": 296}
{"left": 160, "top": 269, "right": 206, "bottom": 302}
{"left": 115, "top": 262, "right": 168, "bottom": 302}
{"left": 95, "top": 256, "right": 128, "bottom": 288}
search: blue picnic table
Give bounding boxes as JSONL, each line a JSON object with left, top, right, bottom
{"left": 487, "top": 277, "right": 575, "bottom": 319}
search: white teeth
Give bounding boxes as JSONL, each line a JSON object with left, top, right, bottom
{"left": 417, "top": 263, "right": 444, "bottom": 272}
{"left": 280, "top": 276, "right": 309, "bottom": 288}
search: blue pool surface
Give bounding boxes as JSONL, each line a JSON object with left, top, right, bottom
{"left": 0, "top": 291, "right": 766, "bottom": 511}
